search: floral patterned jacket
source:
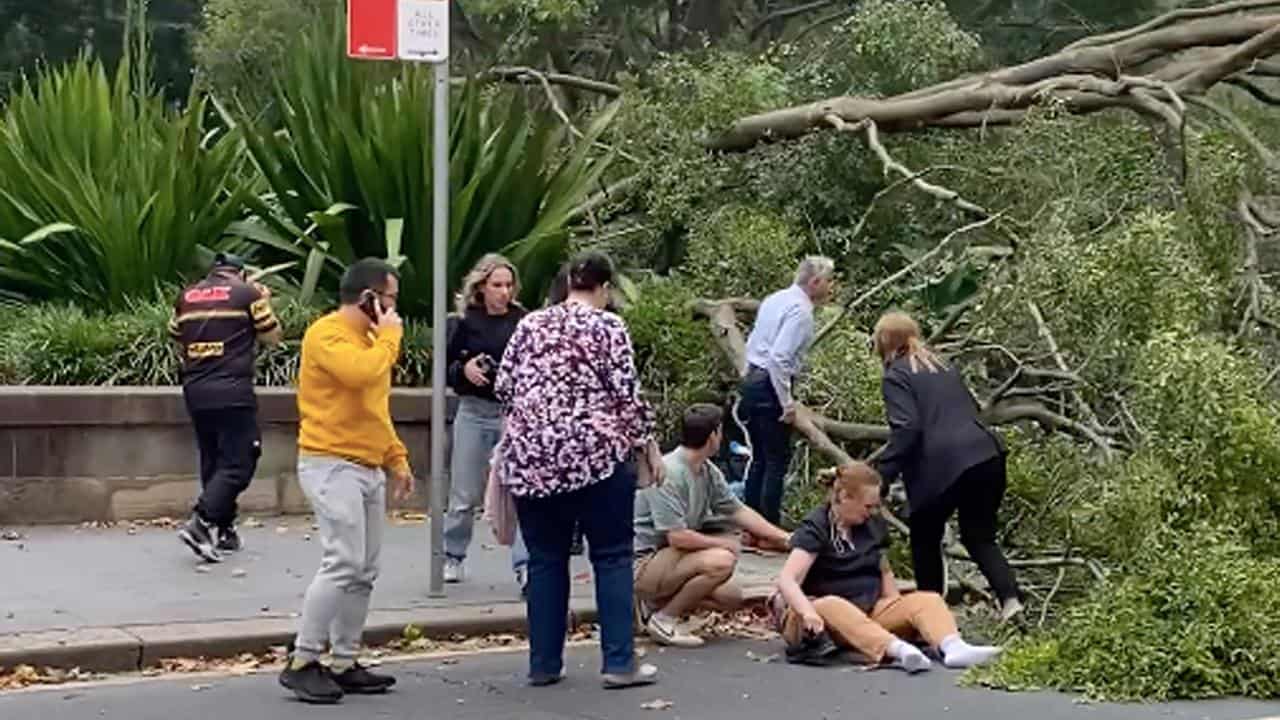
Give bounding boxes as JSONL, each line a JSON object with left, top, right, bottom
{"left": 494, "top": 301, "right": 654, "bottom": 498}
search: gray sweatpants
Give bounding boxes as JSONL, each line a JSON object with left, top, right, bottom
{"left": 292, "top": 455, "right": 385, "bottom": 664}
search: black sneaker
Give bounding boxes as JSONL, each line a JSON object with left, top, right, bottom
{"left": 279, "top": 660, "right": 343, "bottom": 704}
{"left": 178, "top": 514, "right": 222, "bottom": 563}
{"left": 216, "top": 526, "right": 243, "bottom": 553}
{"left": 332, "top": 663, "right": 396, "bottom": 694}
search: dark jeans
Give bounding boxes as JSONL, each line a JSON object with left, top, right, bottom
{"left": 907, "top": 455, "right": 1020, "bottom": 603}
{"left": 190, "top": 407, "right": 261, "bottom": 529}
{"left": 515, "top": 462, "right": 637, "bottom": 679}
{"left": 740, "top": 372, "right": 792, "bottom": 525}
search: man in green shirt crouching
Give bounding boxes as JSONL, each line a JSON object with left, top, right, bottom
{"left": 634, "top": 404, "right": 791, "bottom": 648}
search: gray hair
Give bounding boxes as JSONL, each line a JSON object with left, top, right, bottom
{"left": 794, "top": 255, "right": 836, "bottom": 287}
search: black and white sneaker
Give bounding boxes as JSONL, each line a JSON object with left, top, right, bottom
{"left": 178, "top": 513, "right": 222, "bottom": 563}
{"left": 332, "top": 663, "right": 396, "bottom": 694}
{"left": 216, "top": 526, "right": 243, "bottom": 554}
{"left": 280, "top": 660, "right": 343, "bottom": 704}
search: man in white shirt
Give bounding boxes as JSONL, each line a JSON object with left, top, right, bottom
{"left": 633, "top": 405, "right": 791, "bottom": 648}
{"left": 739, "top": 256, "right": 835, "bottom": 524}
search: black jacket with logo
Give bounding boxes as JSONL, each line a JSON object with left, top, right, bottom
{"left": 169, "top": 272, "right": 278, "bottom": 411}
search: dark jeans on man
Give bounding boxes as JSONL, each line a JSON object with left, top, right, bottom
{"left": 190, "top": 407, "right": 262, "bottom": 530}
{"left": 740, "top": 369, "right": 792, "bottom": 525}
{"left": 906, "top": 454, "right": 1020, "bottom": 603}
{"left": 515, "top": 461, "right": 637, "bottom": 680}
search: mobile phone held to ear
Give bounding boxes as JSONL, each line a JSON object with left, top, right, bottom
{"left": 359, "top": 290, "right": 382, "bottom": 323}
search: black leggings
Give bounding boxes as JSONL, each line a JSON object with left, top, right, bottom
{"left": 907, "top": 455, "right": 1020, "bottom": 603}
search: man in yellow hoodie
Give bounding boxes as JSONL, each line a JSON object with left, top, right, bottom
{"left": 279, "top": 259, "right": 416, "bottom": 704}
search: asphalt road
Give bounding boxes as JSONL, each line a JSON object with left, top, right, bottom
{"left": 3, "top": 639, "right": 1278, "bottom": 720}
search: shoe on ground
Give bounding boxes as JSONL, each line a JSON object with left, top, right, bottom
{"left": 633, "top": 596, "right": 655, "bottom": 633}
{"left": 216, "top": 526, "right": 243, "bottom": 553}
{"left": 178, "top": 514, "right": 222, "bottom": 563}
{"left": 515, "top": 566, "right": 528, "bottom": 598}
{"left": 1000, "top": 597, "right": 1025, "bottom": 623}
{"left": 279, "top": 660, "right": 343, "bottom": 704}
{"left": 529, "top": 668, "right": 567, "bottom": 687}
{"left": 602, "top": 663, "right": 659, "bottom": 689}
{"left": 646, "top": 614, "right": 704, "bottom": 648}
{"left": 332, "top": 663, "right": 396, "bottom": 694}
{"left": 444, "top": 558, "right": 465, "bottom": 584}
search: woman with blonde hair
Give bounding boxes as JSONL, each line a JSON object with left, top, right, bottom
{"left": 443, "top": 253, "right": 529, "bottom": 591}
{"left": 870, "top": 311, "right": 1023, "bottom": 621}
{"left": 775, "top": 462, "right": 1001, "bottom": 671}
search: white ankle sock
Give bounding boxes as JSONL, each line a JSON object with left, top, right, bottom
{"left": 886, "top": 639, "right": 931, "bottom": 673}
{"left": 940, "top": 635, "right": 1002, "bottom": 668}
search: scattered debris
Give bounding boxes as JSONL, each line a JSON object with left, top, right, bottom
{"left": 231, "top": 569, "right": 247, "bottom": 579}
{"left": 243, "top": 518, "right": 265, "bottom": 529}
{"left": 190, "top": 684, "right": 212, "bottom": 691}
{"left": 0, "top": 665, "right": 100, "bottom": 690}
{"left": 275, "top": 526, "right": 289, "bottom": 535}
{"left": 195, "top": 566, "right": 212, "bottom": 574}
{"left": 1, "top": 531, "right": 23, "bottom": 542}
{"left": 641, "top": 699, "right": 674, "bottom": 711}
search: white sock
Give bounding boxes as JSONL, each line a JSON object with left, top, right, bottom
{"left": 940, "top": 634, "right": 1002, "bottom": 669}
{"left": 886, "top": 639, "right": 931, "bottom": 674}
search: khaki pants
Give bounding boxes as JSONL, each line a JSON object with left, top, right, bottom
{"left": 783, "top": 592, "right": 957, "bottom": 663}
{"left": 633, "top": 546, "right": 742, "bottom": 607}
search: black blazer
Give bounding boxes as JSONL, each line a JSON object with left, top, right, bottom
{"left": 874, "top": 357, "right": 1004, "bottom": 512}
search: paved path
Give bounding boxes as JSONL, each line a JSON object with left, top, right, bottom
{"left": 3, "top": 639, "right": 1278, "bottom": 720}
{"left": 0, "top": 518, "right": 782, "bottom": 669}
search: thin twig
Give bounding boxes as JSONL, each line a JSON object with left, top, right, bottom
{"left": 813, "top": 213, "right": 1003, "bottom": 347}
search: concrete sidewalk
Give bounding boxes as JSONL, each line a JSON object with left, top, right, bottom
{"left": 0, "top": 517, "right": 783, "bottom": 672}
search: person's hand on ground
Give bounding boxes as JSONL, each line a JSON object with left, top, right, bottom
{"left": 802, "top": 610, "right": 825, "bottom": 635}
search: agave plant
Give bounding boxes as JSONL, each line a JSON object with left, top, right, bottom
{"left": 227, "top": 12, "right": 617, "bottom": 317}
{"left": 0, "top": 54, "right": 248, "bottom": 310}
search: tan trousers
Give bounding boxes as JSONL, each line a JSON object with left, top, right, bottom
{"left": 633, "top": 546, "right": 742, "bottom": 606}
{"left": 783, "top": 592, "right": 957, "bottom": 663}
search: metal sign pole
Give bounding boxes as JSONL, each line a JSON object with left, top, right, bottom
{"left": 427, "top": 57, "right": 449, "bottom": 598}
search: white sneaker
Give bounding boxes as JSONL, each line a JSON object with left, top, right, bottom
{"left": 646, "top": 614, "right": 704, "bottom": 648}
{"left": 444, "top": 558, "right": 465, "bottom": 583}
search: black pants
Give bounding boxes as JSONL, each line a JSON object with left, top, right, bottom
{"left": 190, "top": 407, "right": 261, "bottom": 529}
{"left": 741, "top": 372, "right": 792, "bottom": 525}
{"left": 907, "top": 455, "right": 1020, "bottom": 603}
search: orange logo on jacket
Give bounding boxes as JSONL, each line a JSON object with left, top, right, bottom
{"left": 184, "top": 286, "right": 232, "bottom": 304}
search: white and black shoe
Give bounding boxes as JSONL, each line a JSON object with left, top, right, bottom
{"left": 216, "top": 525, "right": 243, "bottom": 554}
{"left": 178, "top": 513, "right": 222, "bottom": 563}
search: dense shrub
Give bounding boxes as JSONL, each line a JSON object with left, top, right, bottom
{"left": 683, "top": 206, "right": 802, "bottom": 300}
{"left": 0, "top": 298, "right": 433, "bottom": 387}
{"left": 971, "top": 528, "right": 1280, "bottom": 701}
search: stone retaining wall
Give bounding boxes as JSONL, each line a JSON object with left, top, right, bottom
{"left": 0, "top": 387, "right": 445, "bottom": 525}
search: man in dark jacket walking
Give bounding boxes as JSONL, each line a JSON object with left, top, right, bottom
{"left": 170, "top": 253, "right": 281, "bottom": 562}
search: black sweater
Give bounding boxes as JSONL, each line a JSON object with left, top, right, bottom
{"left": 874, "top": 357, "right": 1005, "bottom": 512}
{"left": 446, "top": 305, "right": 527, "bottom": 402}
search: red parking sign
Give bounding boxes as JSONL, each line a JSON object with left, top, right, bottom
{"left": 347, "top": 0, "right": 398, "bottom": 60}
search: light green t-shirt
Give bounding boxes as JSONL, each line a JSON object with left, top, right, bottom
{"left": 633, "top": 448, "right": 743, "bottom": 554}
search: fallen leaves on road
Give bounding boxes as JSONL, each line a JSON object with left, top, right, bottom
{"left": 1, "top": 530, "right": 24, "bottom": 542}
{"left": 696, "top": 607, "right": 778, "bottom": 641}
{"left": 0, "top": 665, "right": 100, "bottom": 690}
{"left": 641, "top": 699, "right": 674, "bottom": 710}
{"left": 243, "top": 518, "right": 265, "bottom": 529}
{"left": 391, "top": 511, "right": 427, "bottom": 525}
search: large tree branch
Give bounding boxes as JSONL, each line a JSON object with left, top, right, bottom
{"left": 705, "top": 7, "right": 1280, "bottom": 152}
{"left": 486, "top": 66, "right": 623, "bottom": 97}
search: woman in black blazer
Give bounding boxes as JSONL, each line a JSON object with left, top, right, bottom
{"left": 870, "top": 312, "right": 1023, "bottom": 621}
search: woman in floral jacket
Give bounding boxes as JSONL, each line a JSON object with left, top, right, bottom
{"left": 495, "top": 251, "right": 664, "bottom": 689}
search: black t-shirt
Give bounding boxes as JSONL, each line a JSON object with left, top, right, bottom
{"left": 169, "top": 273, "right": 276, "bottom": 411}
{"left": 446, "top": 305, "right": 527, "bottom": 402}
{"left": 790, "top": 504, "right": 889, "bottom": 613}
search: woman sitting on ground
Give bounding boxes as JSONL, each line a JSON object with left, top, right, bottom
{"left": 775, "top": 462, "right": 1001, "bottom": 673}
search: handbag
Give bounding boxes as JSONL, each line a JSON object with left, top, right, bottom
{"left": 483, "top": 448, "right": 518, "bottom": 546}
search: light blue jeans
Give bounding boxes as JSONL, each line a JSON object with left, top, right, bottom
{"left": 444, "top": 397, "right": 527, "bottom": 571}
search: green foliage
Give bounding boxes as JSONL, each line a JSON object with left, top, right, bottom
{"left": 615, "top": 51, "right": 793, "bottom": 228}
{"left": 0, "top": 55, "right": 247, "bottom": 310}
{"left": 799, "top": 314, "right": 884, "bottom": 424}
{"left": 683, "top": 205, "right": 801, "bottom": 299}
{"left": 0, "top": 297, "right": 433, "bottom": 387}
{"left": 470, "top": 0, "right": 599, "bottom": 25}
{"left": 793, "top": 0, "right": 984, "bottom": 97}
{"left": 235, "top": 12, "right": 615, "bottom": 318}
{"left": 1131, "top": 333, "right": 1280, "bottom": 551}
{"left": 971, "top": 529, "right": 1280, "bottom": 701}
{"left": 621, "top": 275, "right": 730, "bottom": 444}
{"left": 193, "top": 0, "right": 332, "bottom": 114}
